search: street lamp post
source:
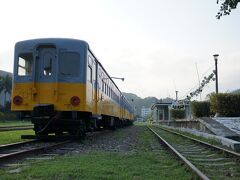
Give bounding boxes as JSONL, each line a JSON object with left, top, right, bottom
{"left": 175, "top": 91, "right": 178, "bottom": 101}
{"left": 213, "top": 54, "right": 219, "bottom": 94}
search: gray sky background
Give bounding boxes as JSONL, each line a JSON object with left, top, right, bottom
{"left": 1, "top": 0, "right": 240, "bottom": 100}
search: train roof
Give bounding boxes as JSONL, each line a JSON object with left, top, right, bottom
{"left": 15, "top": 38, "right": 89, "bottom": 49}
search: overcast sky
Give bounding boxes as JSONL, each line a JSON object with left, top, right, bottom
{"left": 1, "top": 0, "right": 240, "bottom": 100}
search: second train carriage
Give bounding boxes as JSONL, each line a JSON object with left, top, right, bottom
{"left": 11, "top": 38, "right": 134, "bottom": 136}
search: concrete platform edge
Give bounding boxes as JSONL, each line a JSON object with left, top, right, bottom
{"left": 161, "top": 125, "right": 240, "bottom": 152}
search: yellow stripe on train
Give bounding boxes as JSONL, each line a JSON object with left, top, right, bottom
{"left": 11, "top": 82, "right": 133, "bottom": 120}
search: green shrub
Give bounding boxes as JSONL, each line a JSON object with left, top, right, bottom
{"left": 4, "top": 113, "right": 17, "bottom": 120}
{"left": 0, "top": 112, "right": 4, "bottom": 120}
{"left": 0, "top": 112, "right": 17, "bottom": 120}
{"left": 171, "top": 109, "right": 185, "bottom": 120}
{"left": 210, "top": 93, "right": 240, "bottom": 117}
{"left": 191, "top": 101, "right": 211, "bottom": 118}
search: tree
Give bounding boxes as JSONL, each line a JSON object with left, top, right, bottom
{"left": 216, "top": 0, "right": 239, "bottom": 19}
{"left": 0, "top": 75, "right": 12, "bottom": 106}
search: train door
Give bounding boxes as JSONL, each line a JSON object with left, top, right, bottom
{"left": 92, "top": 59, "right": 97, "bottom": 114}
{"left": 87, "top": 54, "right": 97, "bottom": 113}
{"left": 120, "top": 95, "right": 124, "bottom": 119}
{"left": 36, "top": 47, "right": 57, "bottom": 104}
{"left": 96, "top": 65, "right": 102, "bottom": 115}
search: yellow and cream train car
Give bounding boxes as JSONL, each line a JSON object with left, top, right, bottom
{"left": 11, "top": 38, "right": 134, "bottom": 136}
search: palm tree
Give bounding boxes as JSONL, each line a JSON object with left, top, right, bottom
{"left": 0, "top": 76, "right": 4, "bottom": 102}
{"left": 0, "top": 75, "right": 12, "bottom": 106}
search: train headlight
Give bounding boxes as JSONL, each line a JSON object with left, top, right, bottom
{"left": 70, "top": 96, "right": 80, "bottom": 106}
{"left": 13, "top": 96, "right": 23, "bottom": 105}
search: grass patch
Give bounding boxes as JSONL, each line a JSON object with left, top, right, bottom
{"left": 0, "top": 120, "right": 31, "bottom": 127}
{"left": 0, "top": 126, "right": 197, "bottom": 179}
{"left": 0, "top": 130, "right": 34, "bottom": 145}
{"left": 0, "top": 152, "right": 194, "bottom": 180}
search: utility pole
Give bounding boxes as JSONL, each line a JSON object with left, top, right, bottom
{"left": 195, "top": 63, "right": 202, "bottom": 101}
{"left": 175, "top": 91, "right": 178, "bottom": 101}
{"left": 213, "top": 54, "right": 219, "bottom": 94}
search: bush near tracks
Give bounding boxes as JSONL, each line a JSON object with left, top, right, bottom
{"left": 191, "top": 101, "right": 211, "bottom": 118}
{"left": 0, "top": 112, "right": 4, "bottom": 120}
{"left": 0, "top": 102, "right": 18, "bottom": 120}
{"left": 210, "top": 93, "right": 240, "bottom": 117}
{"left": 0, "top": 113, "right": 17, "bottom": 120}
{"left": 171, "top": 109, "right": 185, "bottom": 120}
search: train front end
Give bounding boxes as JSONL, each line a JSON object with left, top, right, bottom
{"left": 11, "top": 38, "right": 88, "bottom": 136}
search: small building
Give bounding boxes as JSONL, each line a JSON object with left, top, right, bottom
{"left": 151, "top": 102, "right": 172, "bottom": 122}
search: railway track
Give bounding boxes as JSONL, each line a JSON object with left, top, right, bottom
{"left": 0, "top": 129, "right": 114, "bottom": 166}
{"left": 0, "top": 139, "right": 71, "bottom": 165}
{"left": 148, "top": 125, "right": 240, "bottom": 180}
{"left": 0, "top": 125, "right": 33, "bottom": 132}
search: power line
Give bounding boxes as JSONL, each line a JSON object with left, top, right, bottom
{"left": 180, "top": 64, "right": 215, "bottom": 100}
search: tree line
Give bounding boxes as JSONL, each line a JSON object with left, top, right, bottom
{"left": 0, "top": 74, "right": 12, "bottom": 107}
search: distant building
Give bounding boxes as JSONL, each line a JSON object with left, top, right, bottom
{"left": 151, "top": 102, "right": 172, "bottom": 122}
{"left": 0, "top": 70, "right": 12, "bottom": 106}
{"left": 136, "top": 117, "right": 144, "bottom": 122}
{"left": 141, "top": 106, "right": 151, "bottom": 118}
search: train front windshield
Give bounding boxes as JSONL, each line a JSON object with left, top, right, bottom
{"left": 17, "top": 53, "right": 33, "bottom": 76}
{"left": 59, "top": 52, "right": 80, "bottom": 77}
{"left": 16, "top": 51, "right": 81, "bottom": 80}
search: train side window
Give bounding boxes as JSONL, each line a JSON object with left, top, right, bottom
{"left": 87, "top": 65, "right": 92, "bottom": 83}
{"left": 18, "top": 53, "right": 33, "bottom": 76}
{"left": 59, "top": 52, "right": 80, "bottom": 76}
{"left": 98, "top": 70, "right": 101, "bottom": 89}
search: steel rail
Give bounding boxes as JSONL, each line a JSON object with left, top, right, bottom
{"left": 0, "top": 140, "right": 71, "bottom": 163}
{"left": 157, "top": 125, "right": 240, "bottom": 157}
{"left": 0, "top": 140, "right": 38, "bottom": 151}
{"left": 147, "top": 126, "right": 210, "bottom": 180}
{"left": 0, "top": 127, "right": 33, "bottom": 132}
{"left": 0, "top": 125, "right": 33, "bottom": 132}
{"left": 0, "top": 125, "right": 33, "bottom": 129}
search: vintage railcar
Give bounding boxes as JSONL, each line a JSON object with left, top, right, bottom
{"left": 11, "top": 38, "right": 134, "bottom": 136}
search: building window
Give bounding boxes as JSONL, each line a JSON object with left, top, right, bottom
{"left": 59, "top": 52, "right": 80, "bottom": 76}
{"left": 18, "top": 53, "right": 33, "bottom": 76}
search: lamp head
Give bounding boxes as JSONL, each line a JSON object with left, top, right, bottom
{"left": 213, "top": 54, "right": 219, "bottom": 61}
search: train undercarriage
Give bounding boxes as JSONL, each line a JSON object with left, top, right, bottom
{"left": 21, "top": 104, "right": 132, "bottom": 138}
